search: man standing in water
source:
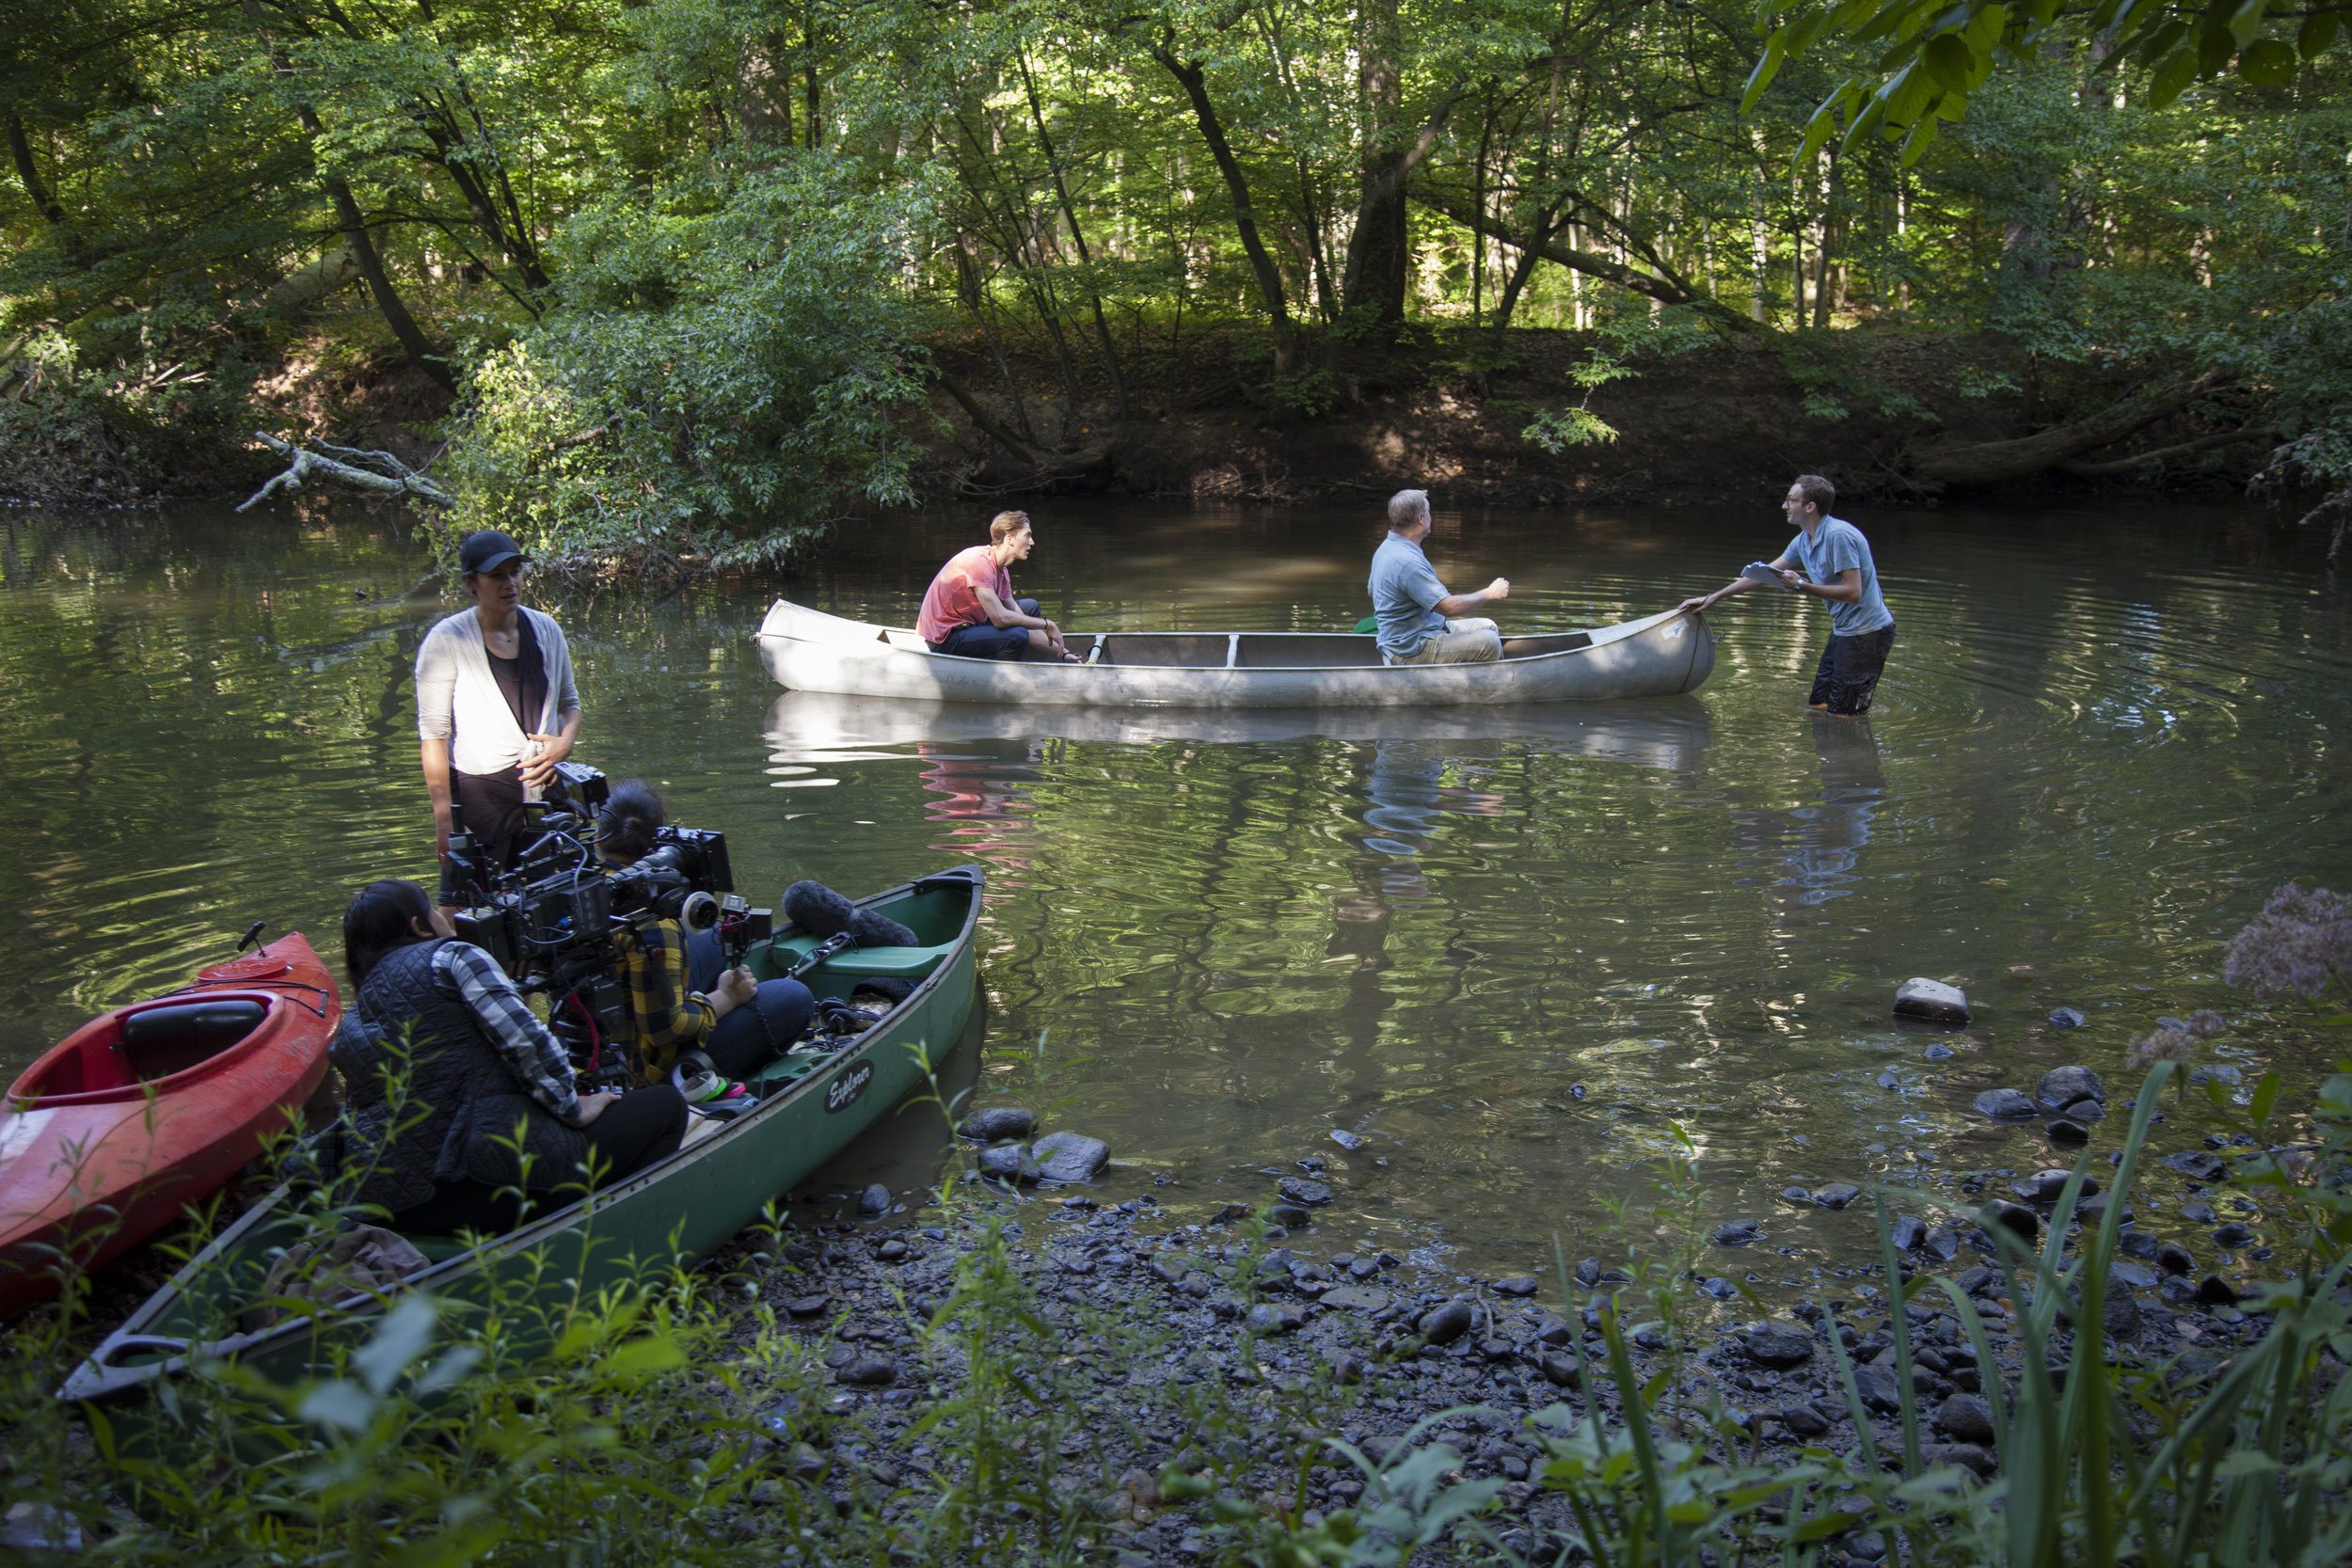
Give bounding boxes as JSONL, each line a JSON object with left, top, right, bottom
{"left": 1369, "top": 490, "right": 1511, "bottom": 664}
{"left": 917, "top": 510, "right": 1080, "bottom": 662}
{"left": 1679, "top": 474, "right": 1895, "bottom": 716}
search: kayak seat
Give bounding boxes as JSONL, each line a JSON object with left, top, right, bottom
{"left": 121, "top": 999, "right": 268, "bottom": 1082}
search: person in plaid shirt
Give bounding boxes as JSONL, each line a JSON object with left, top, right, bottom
{"left": 600, "top": 781, "right": 814, "bottom": 1100}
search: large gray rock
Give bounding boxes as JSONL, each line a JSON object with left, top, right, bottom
{"left": 1419, "top": 1300, "right": 1476, "bottom": 1344}
{"left": 1973, "top": 1087, "right": 2039, "bottom": 1120}
{"left": 958, "top": 1106, "right": 1036, "bottom": 1141}
{"left": 1742, "top": 1323, "right": 1815, "bottom": 1369}
{"left": 2037, "top": 1065, "right": 2106, "bottom": 1110}
{"left": 857, "top": 1182, "right": 891, "bottom": 1215}
{"left": 1031, "top": 1131, "right": 1108, "bottom": 1183}
{"left": 1894, "top": 977, "right": 1971, "bottom": 1023}
{"left": 1935, "top": 1393, "right": 1995, "bottom": 1444}
{"left": 978, "top": 1144, "right": 1041, "bottom": 1182}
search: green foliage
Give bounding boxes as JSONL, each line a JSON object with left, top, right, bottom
{"left": 1749, "top": 0, "right": 2344, "bottom": 166}
{"left": 437, "top": 157, "right": 937, "bottom": 576}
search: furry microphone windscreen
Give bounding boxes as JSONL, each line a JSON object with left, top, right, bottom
{"left": 782, "top": 880, "right": 919, "bottom": 948}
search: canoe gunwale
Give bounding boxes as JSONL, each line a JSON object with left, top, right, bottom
{"left": 60, "top": 867, "right": 985, "bottom": 1407}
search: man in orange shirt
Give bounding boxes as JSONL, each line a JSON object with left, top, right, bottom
{"left": 915, "top": 511, "right": 1079, "bottom": 661}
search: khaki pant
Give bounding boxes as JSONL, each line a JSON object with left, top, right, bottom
{"left": 1391, "top": 618, "right": 1501, "bottom": 665}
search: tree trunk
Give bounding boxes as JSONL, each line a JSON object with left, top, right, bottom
{"left": 5, "top": 114, "right": 65, "bottom": 226}
{"left": 739, "top": 30, "right": 796, "bottom": 150}
{"left": 300, "top": 105, "right": 453, "bottom": 393}
{"left": 1914, "top": 377, "right": 2221, "bottom": 485}
{"left": 1017, "top": 49, "right": 1131, "bottom": 420}
{"left": 1150, "top": 43, "right": 1296, "bottom": 372}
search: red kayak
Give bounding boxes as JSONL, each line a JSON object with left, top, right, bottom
{"left": 0, "top": 934, "right": 340, "bottom": 1318}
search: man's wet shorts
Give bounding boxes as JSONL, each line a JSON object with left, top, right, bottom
{"left": 1808, "top": 624, "right": 1896, "bottom": 716}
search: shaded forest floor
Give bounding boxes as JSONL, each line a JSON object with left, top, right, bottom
{"left": 0, "top": 319, "right": 2268, "bottom": 517}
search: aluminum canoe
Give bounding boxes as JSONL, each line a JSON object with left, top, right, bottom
{"left": 756, "top": 600, "right": 1714, "bottom": 707}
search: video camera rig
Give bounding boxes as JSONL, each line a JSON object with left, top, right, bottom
{"left": 440, "top": 762, "right": 772, "bottom": 1085}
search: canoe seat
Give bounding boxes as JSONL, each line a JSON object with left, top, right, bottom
{"left": 765, "top": 937, "right": 953, "bottom": 981}
{"left": 122, "top": 1000, "right": 267, "bottom": 1082}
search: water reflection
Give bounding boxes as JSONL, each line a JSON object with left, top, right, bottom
{"left": 2, "top": 501, "right": 2348, "bottom": 1291}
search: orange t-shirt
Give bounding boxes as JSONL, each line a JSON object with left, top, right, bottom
{"left": 916, "top": 546, "right": 1013, "bottom": 645}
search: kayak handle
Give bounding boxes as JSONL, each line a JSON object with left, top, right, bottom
{"left": 237, "top": 921, "right": 267, "bottom": 953}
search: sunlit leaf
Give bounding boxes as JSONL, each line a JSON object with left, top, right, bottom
{"left": 354, "top": 1297, "right": 439, "bottom": 1398}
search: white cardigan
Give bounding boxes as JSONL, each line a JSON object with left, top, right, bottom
{"left": 415, "top": 606, "right": 580, "bottom": 784}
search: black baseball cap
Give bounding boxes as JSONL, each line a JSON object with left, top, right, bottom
{"left": 458, "top": 530, "right": 528, "bottom": 575}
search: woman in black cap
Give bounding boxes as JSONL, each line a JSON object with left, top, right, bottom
{"left": 416, "top": 530, "right": 582, "bottom": 895}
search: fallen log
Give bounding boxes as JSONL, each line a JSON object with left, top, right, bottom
{"left": 237, "top": 432, "right": 453, "bottom": 512}
{"left": 1913, "top": 376, "right": 2222, "bottom": 486}
{"left": 936, "top": 370, "right": 1112, "bottom": 479}
{"left": 2057, "top": 425, "right": 2271, "bottom": 477}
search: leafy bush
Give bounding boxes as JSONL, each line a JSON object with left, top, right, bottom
{"left": 438, "top": 155, "right": 939, "bottom": 578}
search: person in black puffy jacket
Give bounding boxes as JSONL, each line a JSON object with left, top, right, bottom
{"left": 329, "top": 878, "right": 686, "bottom": 1235}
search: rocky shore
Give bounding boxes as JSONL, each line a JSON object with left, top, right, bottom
{"left": 686, "top": 1068, "right": 2311, "bottom": 1565}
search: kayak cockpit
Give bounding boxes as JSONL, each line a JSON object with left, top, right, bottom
{"left": 8, "top": 995, "right": 276, "bottom": 1107}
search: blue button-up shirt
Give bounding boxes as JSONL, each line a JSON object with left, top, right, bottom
{"left": 1369, "top": 532, "right": 1450, "bottom": 657}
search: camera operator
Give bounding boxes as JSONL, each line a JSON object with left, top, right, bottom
{"left": 417, "top": 530, "right": 583, "bottom": 897}
{"left": 330, "top": 878, "right": 688, "bottom": 1235}
{"left": 598, "top": 781, "right": 814, "bottom": 1101}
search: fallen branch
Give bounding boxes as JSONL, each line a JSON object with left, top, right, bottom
{"left": 237, "top": 431, "right": 454, "bottom": 512}
{"left": 2057, "top": 426, "right": 2271, "bottom": 477}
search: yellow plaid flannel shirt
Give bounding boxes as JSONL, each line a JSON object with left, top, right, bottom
{"left": 611, "top": 918, "right": 718, "bottom": 1085}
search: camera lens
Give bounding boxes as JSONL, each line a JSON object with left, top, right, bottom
{"left": 675, "top": 890, "right": 720, "bottom": 932}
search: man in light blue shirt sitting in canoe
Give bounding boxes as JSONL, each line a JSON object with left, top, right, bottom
{"left": 1369, "top": 489, "right": 1512, "bottom": 664}
{"left": 1679, "top": 473, "right": 1896, "bottom": 716}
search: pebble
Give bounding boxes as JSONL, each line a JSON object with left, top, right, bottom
{"left": 1575, "top": 1258, "right": 1601, "bottom": 1287}
{"left": 957, "top": 1106, "right": 1036, "bottom": 1141}
{"left": 1329, "top": 1130, "right": 1365, "bottom": 1150}
{"left": 1278, "top": 1178, "right": 1333, "bottom": 1207}
{"left": 836, "top": 1355, "right": 898, "bottom": 1386}
{"left": 1538, "top": 1352, "right": 1581, "bottom": 1387}
{"left": 2038, "top": 1065, "right": 2106, "bottom": 1110}
{"left": 2063, "top": 1097, "right": 2106, "bottom": 1121}
{"left": 1246, "top": 1303, "right": 1305, "bottom": 1335}
{"left": 858, "top": 1184, "right": 892, "bottom": 1216}
{"left": 2213, "top": 1222, "right": 2254, "bottom": 1248}
{"left": 1494, "top": 1275, "right": 1539, "bottom": 1297}
{"left": 2163, "top": 1150, "right": 2228, "bottom": 1181}
{"left": 1973, "top": 1088, "right": 2039, "bottom": 1120}
{"left": 2048, "top": 1006, "right": 2086, "bottom": 1029}
{"left": 1032, "top": 1132, "right": 1109, "bottom": 1183}
{"left": 1893, "top": 977, "right": 1971, "bottom": 1023}
{"left": 1208, "top": 1203, "right": 1251, "bottom": 1226}
{"left": 1813, "top": 1184, "right": 1862, "bottom": 1211}
{"left": 1713, "top": 1219, "right": 1764, "bottom": 1246}
{"left": 2181, "top": 1200, "right": 2217, "bottom": 1224}
{"left": 1782, "top": 1185, "right": 1813, "bottom": 1204}
{"left": 785, "top": 1294, "right": 831, "bottom": 1318}
{"left": 876, "top": 1239, "right": 908, "bottom": 1261}
{"left": 1318, "top": 1286, "right": 1391, "bottom": 1313}
{"left": 1888, "top": 1215, "right": 1926, "bottom": 1252}
{"left": 1851, "top": 1365, "right": 1902, "bottom": 1413}
{"left": 2156, "top": 1241, "right": 2197, "bottom": 1275}
{"left": 1923, "top": 1042, "right": 1956, "bottom": 1061}
{"left": 1922, "top": 1443, "right": 1997, "bottom": 1480}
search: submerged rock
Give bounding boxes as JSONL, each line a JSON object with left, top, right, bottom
{"left": 978, "top": 1144, "right": 1041, "bottom": 1182}
{"left": 2048, "top": 1007, "right": 2086, "bottom": 1029}
{"left": 1713, "top": 1219, "right": 1764, "bottom": 1246}
{"left": 1813, "top": 1183, "right": 1862, "bottom": 1211}
{"left": 1277, "top": 1177, "right": 1332, "bottom": 1207}
{"left": 1973, "top": 1088, "right": 2038, "bottom": 1120}
{"left": 2037, "top": 1065, "right": 2106, "bottom": 1109}
{"left": 1894, "top": 977, "right": 1971, "bottom": 1023}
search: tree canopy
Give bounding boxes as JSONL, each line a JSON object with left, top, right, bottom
{"left": 4, "top": 0, "right": 2348, "bottom": 554}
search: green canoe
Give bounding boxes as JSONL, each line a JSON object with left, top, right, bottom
{"left": 59, "top": 865, "right": 984, "bottom": 1425}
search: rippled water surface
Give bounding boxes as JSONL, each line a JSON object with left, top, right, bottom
{"left": 3, "top": 499, "right": 2345, "bottom": 1284}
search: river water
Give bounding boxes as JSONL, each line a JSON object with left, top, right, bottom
{"left": 3, "top": 499, "right": 2345, "bottom": 1287}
